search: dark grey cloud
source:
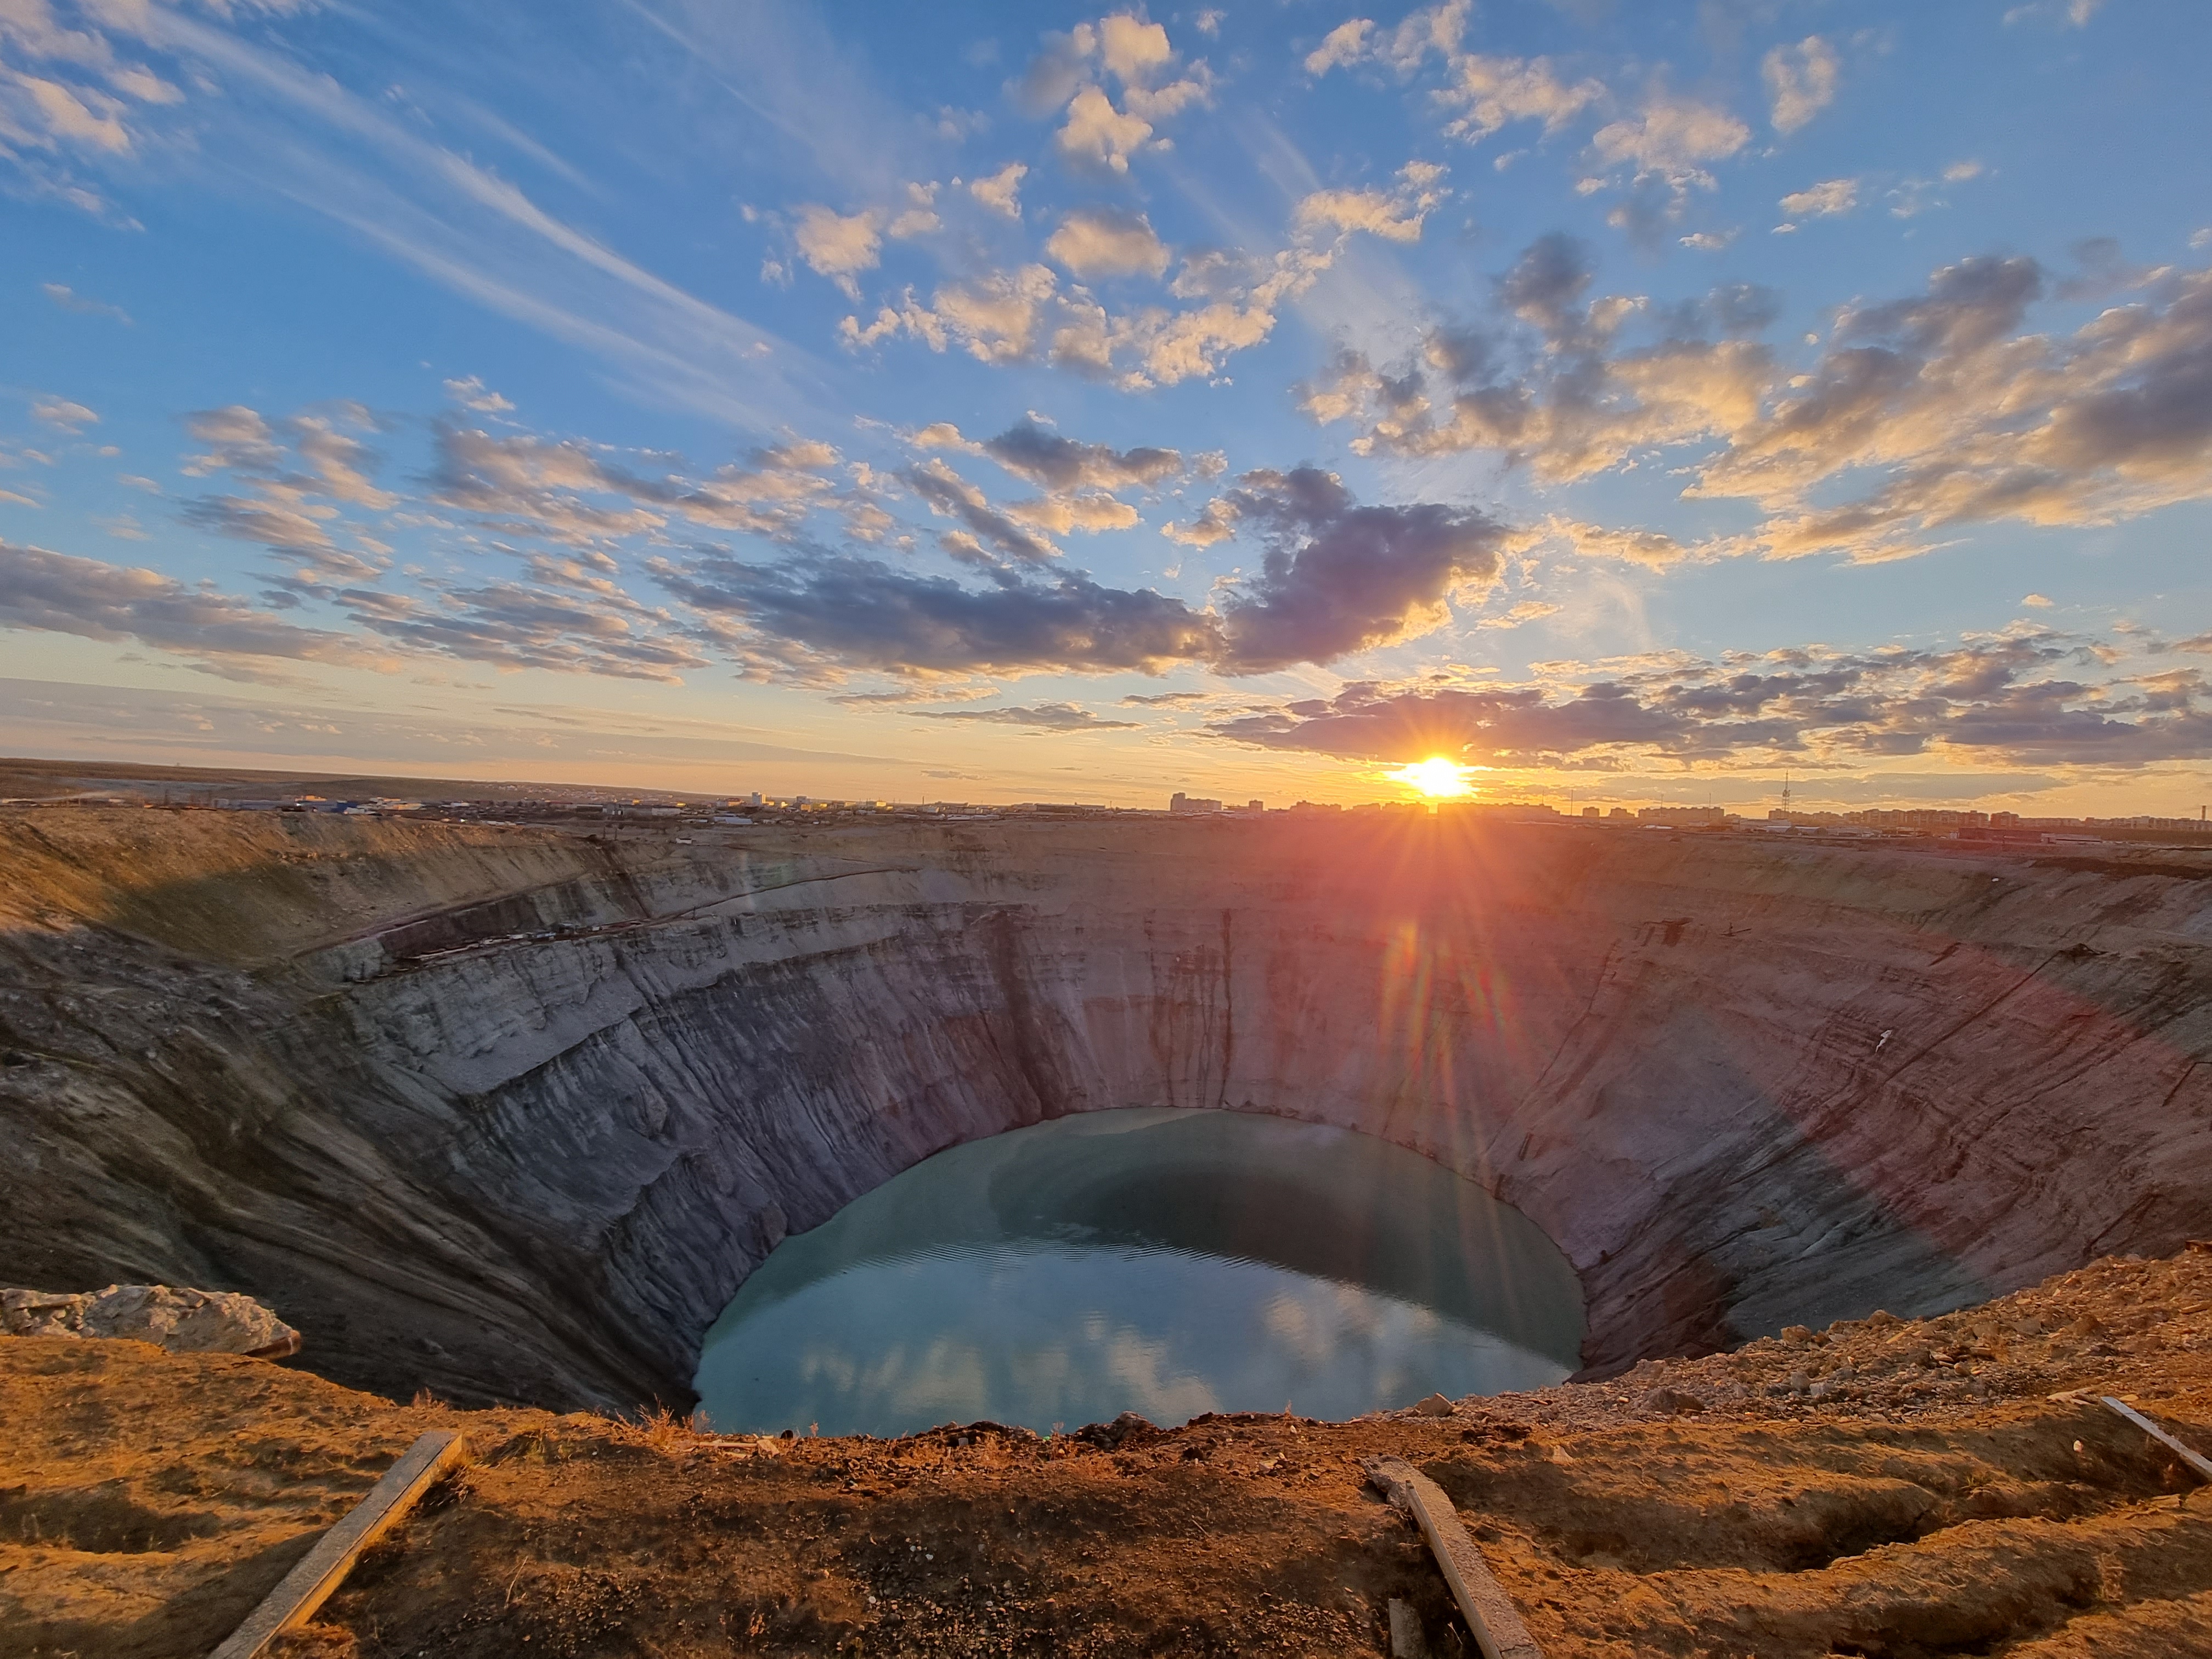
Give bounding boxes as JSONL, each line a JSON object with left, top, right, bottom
{"left": 981, "top": 419, "right": 1183, "bottom": 492}
{"left": 1211, "top": 680, "right": 1706, "bottom": 765}
{"left": 653, "top": 550, "right": 1222, "bottom": 676}
{"left": 1654, "top": 281, "right": 1785, "bottom": 341}
{"left": 1209, "top": 633, "right": 2212, "bottom": 769}
{"left": 1497, "top": 232, "right": 1593, "bottom": 345}
{"left": 652, "top": 468, "right": 1510, "bottom": 680}
{"left": 1209, "top": 467, "right": 1513, "bottom": 674}
{"left": 910, "top": 702, "right": 1140, "bottom": 730}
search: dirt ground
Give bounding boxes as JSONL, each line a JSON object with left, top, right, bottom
{"left": 5, "top": 1248, "right": 2211, "bottom": 1659}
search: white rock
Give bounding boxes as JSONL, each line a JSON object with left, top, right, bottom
{"left": 1, "top": 1284, "right": 301, "bottom": 1358}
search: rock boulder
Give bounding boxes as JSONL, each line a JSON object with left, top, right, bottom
{"left": 1, "top": 1284, "right": 301, "bottom": 1358}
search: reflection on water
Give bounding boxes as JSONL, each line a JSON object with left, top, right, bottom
{"left": 692, "top": 1108, "right": 1584, "bottom": 1437}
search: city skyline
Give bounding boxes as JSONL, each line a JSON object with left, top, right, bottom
{"left": 5, "top": 1, "right": 2211, "bottom": 812}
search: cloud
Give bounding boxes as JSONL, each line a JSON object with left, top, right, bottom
{"left": 1694, "top": 257, "right": 2212, "bottom": 560}
{"left": 1779, "top": 177, "right": 1858, "bottom": 218}
{"left": 428, "top": 421, "right": 867, "bottom": 546}
{"left": 1045, "top": 206, "right": 1170, "bottom": 277}
{"left": 968, "top": 161, "right": 1028, "bottom": 218}
{"left": 172, "top": 403, "right": 408, "bottom": 582}
{"left": 910, "top": 701, "right": 1139, "bottom": 730}
{"left": 30, "top": 397, "right": 97, "bottom": 432}
{"left": 1204, "top": 466, "right": 1514, "bottom": 673}
{"left": 1120, "top": 689, "right": 1212, "bottom": 707}
{"left": 1435, "top": 53, "right": 1602, "bottom": 143}
{"left": 1005, "top": 492, "right": 1141, "bottom": 535}
{"left": 903, "top": 456, "right": 1062, "bottom": 567}
{"left": 1097, "top": 14, "right": 1173, "bottom": 84}
{"left": 1057, "top": 83, "right": 1154, "bottom": 173}
{"left": 1294, "top": 160, "right": 1447, "bottom": 244}
{"left": 1589, "top": 92, "right": 1748, "bottom": 192}
{"left": 1304, "top": 19, "right": 1374, "bottom": 76}
{"left": 646, "top": 465, "right": 1514, "bottom": 682}
{"left": 792, "top": 205, "right": 882, "bottom": 298}
{"left": 977, "top": 417, "right": 1183, "bottom": 491}
{"left": 1313, "top": 4, "right": 1599, "bottom": 146}
{"left": 1015, "top": 13, "right": 1212, "bottom": 175}
{"left": 0, "top": 538, "right": 392, "bottom": 672}
{"left": 2004, "top": 0, "right": 2104, "bottom": 25}
{"left": 844, "top": 242, "right": 1326, "bottom": 389}
{"left": 1163, "top": 496, "right": 1238, "bottom": 547}
{"left": 887, "top": 182, "right": 940, "bottom": 240}
{"left": 442, "top": 375, "right": 515, "bottom": 413}
{"left": 1302, "top": 237, "right": 2212, "bottom": 564}
{"left": 1476, "top": 599, "right": 1560, "bottom": 629}
{"left": 40, "top": 283, "right": 130, "bottom": 323}
{"left": 25, "top": 0, "right": 813, "bottom": 427}
{"left": 654, "top": 550, "right": 1222, "bottom": 678}
{"left": 1209, "top": 633, "right": 2212, "bottom": 770}
{"left": 329, "top": 566, "right": 712, "bottom": 682}
{"left": 1302, "top": 235, "right": 1775, "bottom": 482}
{"left": 1762, "top": 37, "right": 1839, "bottom": 135}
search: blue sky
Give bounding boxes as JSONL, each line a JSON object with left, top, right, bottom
{"left": 4, "top": 0, "right": 2210, "bottom": 809}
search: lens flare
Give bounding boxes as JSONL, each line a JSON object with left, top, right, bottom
{"left": 1391, "top": 757, "right": 1474, "bottom": 798}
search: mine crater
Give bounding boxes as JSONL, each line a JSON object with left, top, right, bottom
{"left": 3, "top": 806, "right": 2210, "bottom": 1423}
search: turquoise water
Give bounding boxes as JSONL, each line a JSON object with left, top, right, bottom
{"left": 692, "top": 1108, "right": 1584, "bottom": 1437}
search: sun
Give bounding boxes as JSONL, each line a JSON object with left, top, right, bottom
{"left": 1390, "top": 756, "right": 1474, "bottom": 799}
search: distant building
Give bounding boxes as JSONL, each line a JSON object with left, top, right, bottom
{"left": 1638, "top": 806, "right": 1729, "bottom": 825}
{"left": 1436, "top": 800, "right": 1560, "bottom": 822}
{"left": 1170, "top": 792, "right": 1223, "bottom": 814}
{"left": 1582, "top": 806, "right": 1600, "bottom": 820}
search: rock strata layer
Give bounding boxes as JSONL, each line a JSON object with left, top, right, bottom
{"left": 3, "top": 807, "right": 2210, "bottom": 1412}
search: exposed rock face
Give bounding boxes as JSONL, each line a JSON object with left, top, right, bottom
{"left": 3, "top": 808, "right": 2210, "bottom": 1412}
{"left": 2, "top": 1284, "right": 300, "bottom": 1358}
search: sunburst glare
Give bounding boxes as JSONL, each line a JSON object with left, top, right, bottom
{"left": 1390, "top": 757, "right": 1475, "bottom": 799}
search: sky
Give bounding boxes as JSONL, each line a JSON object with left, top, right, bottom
{"left": 4, "top": 0, "right": 2211, "bottom": 811}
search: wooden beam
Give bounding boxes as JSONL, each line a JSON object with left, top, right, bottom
{"left": 1364, "top": 1455, "right": 1544, "bottom": 1659}
{"left": 210, "top": 1430, "right": 466, "bottom": 1659}
{"left": 2102, "top": 1396, "right": 2212, "bottom": 1483}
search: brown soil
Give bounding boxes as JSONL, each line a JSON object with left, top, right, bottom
{"left": 5, "top": 1248, "right": 2211, "bottom": 1659}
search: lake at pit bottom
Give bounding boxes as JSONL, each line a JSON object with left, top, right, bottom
{"left": 692, "top": 1108, "right": 1584, "bottom": 1437}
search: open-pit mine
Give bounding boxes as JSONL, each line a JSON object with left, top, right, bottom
{"left": 5, "top": 805, "right": 2212, "bottom": 1656}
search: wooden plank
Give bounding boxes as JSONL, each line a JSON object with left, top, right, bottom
{"left": 209, "top": 1430, "right": 466, "bottom": 1659}
{"left": 1364, "top": 1455, "right": 1544, "bottom": 1659}
{"left": 2102, "top": 1396, "right": 2212, "bottom": 1483}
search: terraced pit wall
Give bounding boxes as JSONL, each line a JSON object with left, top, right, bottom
{"left": 3, "top": 808, "right": 2208, "bottom": 1412}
